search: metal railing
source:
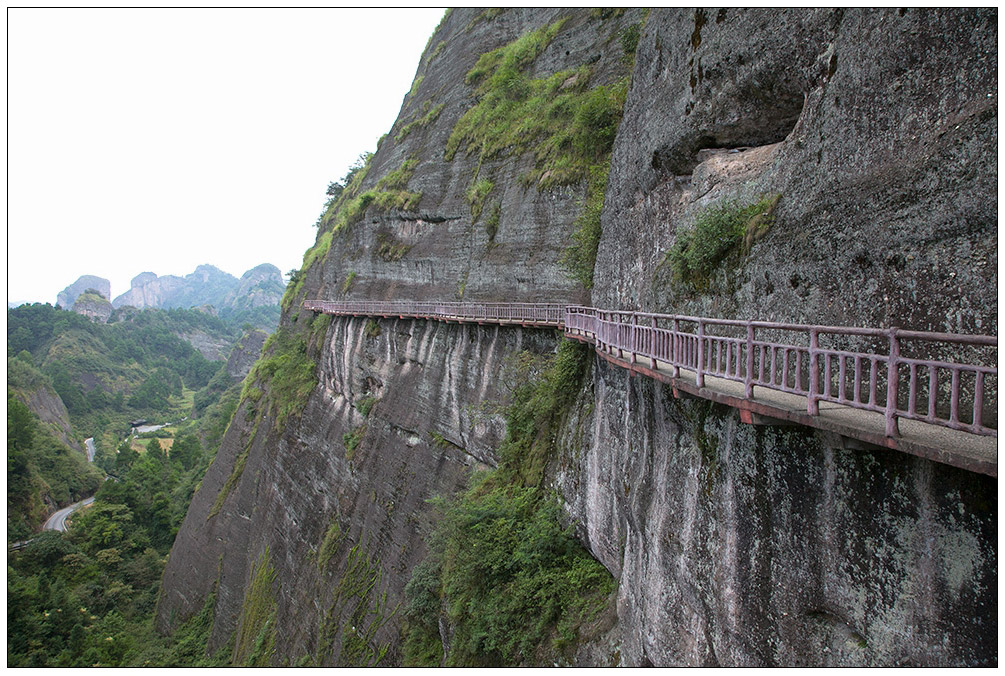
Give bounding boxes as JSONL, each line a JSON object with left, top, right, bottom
{"left": 566, "top": 306, "right": 997, "bottom": 439}
{"left": 303, "top": 300, "right": 565, "bottom": 326}
{"left": 305, "top": 300, "right": 997, "bottom": 440}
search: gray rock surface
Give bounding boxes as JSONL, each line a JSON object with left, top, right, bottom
{"left": 16, "top": 382, "right": 83, "bottom": 455}
{"left": 225, "top": 329, "right": 268, "bottom": 380}
{"left": 554, "top": 358, "right": 995, "bottom": 666}
{"left": 113, "top": 265, "right": 238, "bottom": 309}
{"left": 113, "top": 271, "right": 186, "bottom": 309}
{"left": 177, "top": 329, "right": 233, "bottom": 362}
{"left": 159, "top": 315, "right": 555, "bottom": 663}
{"left": 558, "top": 7, "right": 997, "bottom": 667}
{"left": 595, "top": 8, "right": 996, "bottom": 337}
{"left": 56, "top": 275, "right": 111, "bottom": 308}
{"left": 295, "top": 8, "right": 640, "bottom": 309}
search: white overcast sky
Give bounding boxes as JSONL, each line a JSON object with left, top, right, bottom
{"left": 7, "top": 7, "right": 446, "bottom": 305}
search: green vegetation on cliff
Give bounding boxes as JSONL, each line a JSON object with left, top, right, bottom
{"left": 665, "top": 194, "right": 781, "bottom": 292}
{"left": 445, "top": 18, "right": 628, "bottom": 190}
{"left": 241, "top": 326, "right": 318, "bottom": 428}
{"left": 232, "top": 549, "right": 278, "bottom": 666}
{"left": 395, "top": 101, "right": 445, "bottom": 142}
{"left": 442, "top": 16, "right": 637, "bottom": 288}
{"left": 403, "top": 340, "right": 614, "bottom": 666}
{"left": 560, "top": 162, "right": 610, "bottom": 289}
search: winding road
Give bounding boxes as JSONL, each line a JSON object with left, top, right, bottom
{"left": 42, "top": 496, "right": 95, "bottom": 532}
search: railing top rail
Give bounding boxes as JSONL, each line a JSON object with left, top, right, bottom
{"left": 306, "top": 300, "right": 997, "bottom": 347}
{"left": 305, "top": 300, "right": 567, "bottom": 308}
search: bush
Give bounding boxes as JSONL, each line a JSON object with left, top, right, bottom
{"left": 666, "top": 194, "right": 780, "bottom": 291}
{"left": 465, "top": 179, "right": 494, "bottom": 222}
{"left": 411, "top": 482, "right": 613, "bottom": 666}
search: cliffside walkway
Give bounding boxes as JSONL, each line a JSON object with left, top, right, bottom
{"left": 304, "top": 300, "right": 997, "bottom": 477}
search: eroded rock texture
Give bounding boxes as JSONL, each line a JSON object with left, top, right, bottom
{"left": 157, "top": 8, "right": 996, "bottom": 667}
{"left": 159, "top": 315, "right": 555, "bottom": 662}
{"left": 555, "top": 359, "right": 995, "bottom": 666}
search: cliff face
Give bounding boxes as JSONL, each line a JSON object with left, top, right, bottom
{"left": 112, "top": 264, "right": 239, "bottom": 310}
{"left": 157, "top": 8, "right": 996, "bottom": 667}
{"left": 595, "top": 8, "right": 996, "bottom": 336}
{"left": 224, "top": 329, "right": 269, "bottom": 380}
{"left": 554, "top": 7, "right": 996, "bottom": 667}
{"left": 223, "top": 264, "right": 285, "bottom": 310}
{"left": 113, "top": 271, "right": 189, "bottom": 309}
{"left": 160, "top": 317, "right": 556, "bottom": 660}
{"left": 8, "top": 364, "right": 82, "bottom": 455}
{"left": 112, "top": 263, "right": 285, "bottom": 329}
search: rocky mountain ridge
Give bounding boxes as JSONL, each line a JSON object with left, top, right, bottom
{"left": 111, "top": 264, "right": 281, "bottom": 311}
{"left": 55, "top": 263, "right": 287, "bottom": 329}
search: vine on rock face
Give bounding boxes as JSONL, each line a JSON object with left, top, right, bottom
{"left": 232, "top": 548, "right": 278, "bottom": 667}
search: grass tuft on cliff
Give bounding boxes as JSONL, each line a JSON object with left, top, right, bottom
{"left": 665, "top": 194, "right": 781, "bottom": 292}
{"left": 559, "top": 162, "right": 609, "bottom": 289}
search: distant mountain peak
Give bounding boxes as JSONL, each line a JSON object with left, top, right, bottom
{"left": 56, "top": 275, "right": 111, "bottom": 308}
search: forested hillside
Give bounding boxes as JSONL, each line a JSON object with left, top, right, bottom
{"left": 7, "top": 303, "right": 263, "bottom": 666}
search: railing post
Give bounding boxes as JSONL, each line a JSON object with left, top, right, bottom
{"left": 651, "top": 317, "right": 658, "bottom": 370}
{"left": 618, "top": 313, "right": 624, "bottom": 359}
{"left": 886, "top": 328, "right": 900, "bottom": 437}
{"left": 672, "top": 318, "right": 680, "bottom": 378}
{"left": 745, "top": 322, "right": 754, "bottom": 398}
{"left": 630, "top": 313, "right": 637, "bottom": 364}
{"left": 807, "top": 329, "right": 819, "bottom": 415}
{"left": 696, "top": 319, "right": 705, "bottom": 388}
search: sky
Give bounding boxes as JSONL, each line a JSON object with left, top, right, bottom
{"left": 7, "top": 7, "right": 447, "bottom": 305}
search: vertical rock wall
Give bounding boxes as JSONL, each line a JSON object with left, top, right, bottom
{"left": 159, "top": 314, "right": 558, "bottom": 662}
{"left": 555, "top": 7, "right": 996, "bottom": 667}
{"left": 555, "top": 359, "right": 995, "bottom": 666}
{"left": 596, "top": 8, "right": 996, "bottom": 335}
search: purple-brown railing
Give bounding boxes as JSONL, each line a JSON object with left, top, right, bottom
{"left": 305, "top": 300, "right": 997, "bottom": 440}
{"left": 303, "top": 299, "right": 565, "bottom": 326}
